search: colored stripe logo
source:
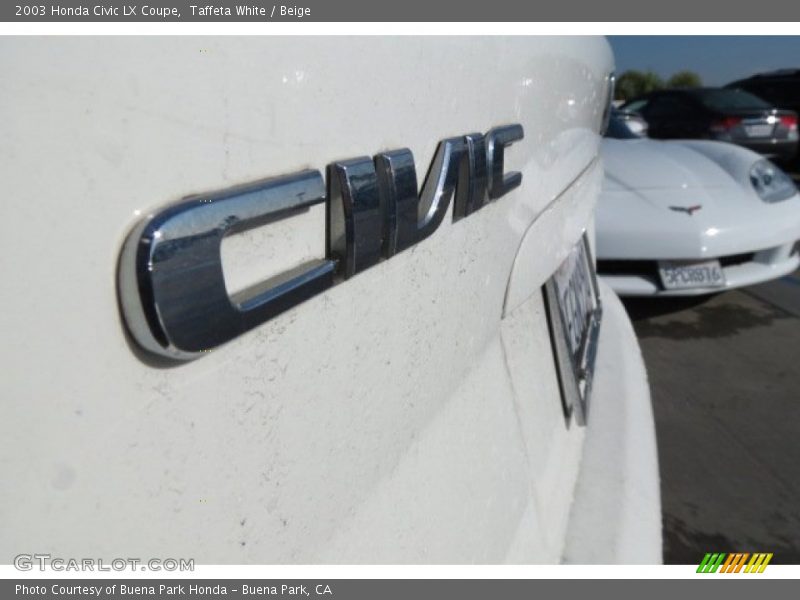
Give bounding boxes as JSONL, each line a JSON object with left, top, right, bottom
{"left": 697, "top": 553, "right": 773, "bottom": 573}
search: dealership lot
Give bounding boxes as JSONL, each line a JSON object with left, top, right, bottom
{"left": 624, "top": 264, "right": 800, "bottom": 564}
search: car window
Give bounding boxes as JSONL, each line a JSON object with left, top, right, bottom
{"left": 644, "top": 95, "right": 695, "bottom": 118}
{"left": 622, "top": 99, "right": 649, "bottom": 113}
{"left": 743, "top": 81, "right": 800, "bottom": 106}
{"left": 753, "top": 84, "right": 785, "bottom": 104}
{"left": 604, "top": 114, "right": 641, "bottom": 139}
{"left": 693, "top": 88, "right": 771, "bottom": 111}
{"left": 743, "top": 82, "right": 776, "bottom": 98}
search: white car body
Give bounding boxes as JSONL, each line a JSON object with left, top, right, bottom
{"left": 598, "top": 136, "right": 800, "bottom": 296}
{"left": 0, "top": 37, "right": 660, "bottom": 564}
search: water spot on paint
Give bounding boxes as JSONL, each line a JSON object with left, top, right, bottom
{"left": 52, "top": 464, "right": 76, "bottom": 490}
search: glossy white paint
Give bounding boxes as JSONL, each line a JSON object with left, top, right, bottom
{"left": 0, "top": 37, "right": 655, "bottom": 563}
{"left": 598, "top": 138, "right": 800, "bottom": 296}
{"left": 563, "top": 282, "right": 661, "bottom": 564}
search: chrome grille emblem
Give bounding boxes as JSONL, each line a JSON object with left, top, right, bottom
{"left": 669, "top": 204, "right": 703, "bottom": 216}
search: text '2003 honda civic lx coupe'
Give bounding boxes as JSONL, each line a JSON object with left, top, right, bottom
{"left": 0, "top": 37, "right": 660, "bottom": 564}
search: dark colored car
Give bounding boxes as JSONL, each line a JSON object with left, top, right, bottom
{"left": 621, "top": 88, "right": 799, "bottom": 163}
{"left": 726, "top": 69, "right": 800, "bottom": 117}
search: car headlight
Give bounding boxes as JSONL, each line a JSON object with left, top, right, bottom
{"left": 749, "top": 159, "right": 797, "bottom": 203}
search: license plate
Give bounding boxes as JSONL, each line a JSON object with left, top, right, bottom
{"left": 658, "top": 259, "right": 725, "bottom": 290}
{"left": 744, "top": 124, "right": 773, "bottom": 138}
{"left": 544, "top": 233, "right": 602, "bottom": 426}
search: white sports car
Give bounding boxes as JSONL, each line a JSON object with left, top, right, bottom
{"left": 597, "top": 112, "right": 800, "bottom": 296}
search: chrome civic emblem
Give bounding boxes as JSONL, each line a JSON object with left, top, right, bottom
{"left": 118, "top": 125, "right": 523, "bottom": 360}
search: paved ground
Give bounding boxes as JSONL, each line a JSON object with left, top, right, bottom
{"left": 623, "top": 268, "right": 800, "bottom": 564}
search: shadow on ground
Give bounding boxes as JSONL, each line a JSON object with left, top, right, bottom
{"left": 621, "top": 283, "right": 800, "bottom": 565}
{"left": 623, "top": 296, "right": 713, "bottom": 321}
{"left": 625, "top": 295, "right": 790, "bottom": 339}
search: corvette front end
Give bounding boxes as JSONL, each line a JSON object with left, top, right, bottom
{"left": 597, "top": 134, "right": 800, "bottom": 296}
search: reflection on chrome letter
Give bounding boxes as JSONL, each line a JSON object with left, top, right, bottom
{"left": 119, "top": 125, "right": 523, "bottom": 361}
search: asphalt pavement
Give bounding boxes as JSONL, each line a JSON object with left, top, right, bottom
{"left": 623, "top": 268, "right": 800, "bottom": 564}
